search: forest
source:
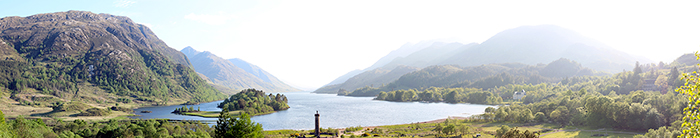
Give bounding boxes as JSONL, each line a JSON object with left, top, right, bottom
{"left": 217, "top": 89, "right": 290, "bottom": 115}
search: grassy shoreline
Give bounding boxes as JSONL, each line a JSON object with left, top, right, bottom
{"left": 175, "top": 110, "right": 277, "bottom": 118}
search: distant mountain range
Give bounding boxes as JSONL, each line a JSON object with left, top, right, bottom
{"left": 181, "top": 46, "right": 299, "bottom": 92}
{"left": 315, "top": 25, "right": 651, "bottom": 94}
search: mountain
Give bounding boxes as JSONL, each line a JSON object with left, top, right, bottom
{"left": 320, "top": 41, "right": 436, "bottom": 87}
{"left": 442, "top": 25, "right": 651, "bottom": 73}
{"left": 314, "top": 65, "right": 419, "bottom": 94}
{"left": 0, "top": 11, "right": 225, "bottom": 111}
{"left": 228, "top": 58, "right": 299, "bottom": 91}
{"left": 316, "top": 25, "right": 649, "bottom": 94}
{"left": 314, "top": 41, "right": 466, "bottom": 93}
{"left": 380, "top": 42, "right": 478, "bottom": 69}
{"left": 344, "top": 58, "right": 608, "bottom": 96}
{"left": 181, "top": 46, "right": 299, "bottom": 92}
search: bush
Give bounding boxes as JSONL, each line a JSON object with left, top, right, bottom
{"left": 110, "top": 106, "right": 133, "bottom": 112}
{"left": 53, "top": 101, "right": 90, "bottom": 112}
{"left": 77, "top": 108, "right": 110, "bottom": 116}
{"left": 117, "top": 98, "right": 131, "bottom": 103}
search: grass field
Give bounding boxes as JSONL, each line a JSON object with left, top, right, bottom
{"left": 541, "top": 130, "right": 638, "bottom": 138}
{"left": 262, "top": 118, "right": 642, "bottom": 138}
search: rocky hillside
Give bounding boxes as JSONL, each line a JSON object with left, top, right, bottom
{"left": 182, "top": 46, "right": 299, "bottom": 92}
{"left": 0, "top": 11, "right": 225, "bottom": 110}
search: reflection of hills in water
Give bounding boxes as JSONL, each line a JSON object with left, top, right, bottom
{"left": 131, "top": 92, "right": 494, "bottom": 130}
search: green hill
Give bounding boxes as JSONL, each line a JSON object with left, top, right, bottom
{"left": 0, "top": 11, "right": 225, "bottom": 116}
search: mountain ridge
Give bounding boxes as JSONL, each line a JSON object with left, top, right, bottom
{"left": 315, "top": 25, "right": 651, "bottom": 93}
{"left": 181, "top": 46, "right": 299, "bottom": 92}
{"left": 0, "top": 10, "right": 225, "bottom": 112}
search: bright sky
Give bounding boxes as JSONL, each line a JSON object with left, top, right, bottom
{"left": 2, "top": 0, "right": 699, "bottom": 89}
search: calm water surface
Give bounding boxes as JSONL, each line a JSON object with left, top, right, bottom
{"left": 130, "top": 92, "right": 493, "bottom": 130}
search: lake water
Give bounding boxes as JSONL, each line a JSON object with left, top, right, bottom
{"left": 130, "top": 92, "right": 494, "bottom": 130}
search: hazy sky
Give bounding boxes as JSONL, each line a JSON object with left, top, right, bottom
{"left": 2, "top": 0, "right": 699, "bottom": 89}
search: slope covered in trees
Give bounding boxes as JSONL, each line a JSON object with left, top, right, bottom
{"left": 0, "top": 11, "right": 225, "bottom": 117}
{"left": 217, "top": 89, "right": 289, "bottom": 115}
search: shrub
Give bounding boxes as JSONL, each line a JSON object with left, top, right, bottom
{"left": 110, "top": 106, "right": 133, "bottom": 112}
{"left": 77, "top": 108, "right": 110, "bottom": 116}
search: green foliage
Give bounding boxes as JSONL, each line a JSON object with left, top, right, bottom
{"left": 76, "top": 108, "right": 111, "bottom": 116}
{"left": 495, "top": 125, "right": 511, "bottom": 137}
{"left": 376, "top": 87, "right": 502, "bottom": 104}
{"left": 637, "top": 126, "right": 681, "bottom": 138}
{"left": 499, "top": 127, "right": 539, "bottom": 138}
{"left": 53, "top": 101, "right": 90, "bottom": 112}
{"left": 172, "top": 105, "right": 201, "bottom": 114}
{"left": 345, "top": 126, "right": 363, "bottom": 132}
{"left": 0, "top": 110, "right": 14, "bottom": 138}
{"left": 110, "top": 106, "right": 133, "bottom": 112}
{"left": 677, "top": 52, "right": 700, "bottom": 137}
{"left": 49, "top": 119, "right": 213, "bottom": 138}
{"left": 217, "top": 89, "right": 289, "bottom": 115}
{"left": 9, "top": 116, "right": 56, "bottom": 138}
{"left": 215, "top": 108, "right": 263, "bottom": 138}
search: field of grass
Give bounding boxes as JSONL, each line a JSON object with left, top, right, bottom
{"left": 541, "top": 130, "right": 638, "bottom": 138}
{"left": 261, "top": 117, "right": 643, "bottom": 138}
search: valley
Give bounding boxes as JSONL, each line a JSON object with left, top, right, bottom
{"left": 0, "top": 4, "right": 696, "bottom": 138}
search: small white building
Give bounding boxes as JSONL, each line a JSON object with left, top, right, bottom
{"left": 513, "top": 89, "right": 526, "bottom": 100}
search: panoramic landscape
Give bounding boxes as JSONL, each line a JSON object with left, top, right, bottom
{"left": 0, "top": 1, "right": 699, "bottom": 138}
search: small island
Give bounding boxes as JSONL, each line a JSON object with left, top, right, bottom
{"left": 172, "top": 88, "right": 290, "bottom": 118}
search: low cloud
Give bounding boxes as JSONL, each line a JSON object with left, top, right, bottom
{"left": 184, "top": 13, "right": 236, "bottom": 25}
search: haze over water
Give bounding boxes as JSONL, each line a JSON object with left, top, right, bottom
{"left": 131, "top": 92, "right": 493, "bottom": 130}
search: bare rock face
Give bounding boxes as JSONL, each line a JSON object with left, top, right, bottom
{"left": 0, "top": 11, "right": 223, "bottom": 103}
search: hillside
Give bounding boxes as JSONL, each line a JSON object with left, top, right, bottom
{"left": 0, "top": 11, "right": 225, "bottom": 117}
{"left": 344, "top": 58, "right": 608, "bottom": 96}
{"left": 315, "top": 65, "right": 419, "bottom": 94}
{"left": 314, "top": 42, "right": 466, "bottom": 93}
{"left": 181, "top": 46, "right": 299, "bottom": 92}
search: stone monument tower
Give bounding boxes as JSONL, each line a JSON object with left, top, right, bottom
{"left": 315, "top": 111, "right": 320, "bottom": 138}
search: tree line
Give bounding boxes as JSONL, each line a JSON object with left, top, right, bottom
{"left": 375, "top": 87, "right": 502, "bottom": 105}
